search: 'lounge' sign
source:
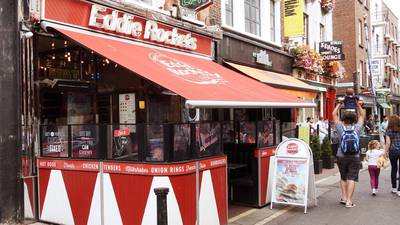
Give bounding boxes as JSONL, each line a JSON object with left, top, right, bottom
{"left": 180, "top": 0, "right": 213, "bottom": 11}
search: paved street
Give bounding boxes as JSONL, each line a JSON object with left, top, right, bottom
{"left": 264, "top": 166, "right": 400, "bottom": 225}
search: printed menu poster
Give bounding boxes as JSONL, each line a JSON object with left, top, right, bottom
{"left": 274, "top": 158, "right": 308, "bottom": 204}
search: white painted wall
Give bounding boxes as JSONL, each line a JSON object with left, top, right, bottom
{"left": 288, "top": 0, "right": 334, "bottom": 50}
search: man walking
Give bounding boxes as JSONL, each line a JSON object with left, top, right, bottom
{"left": 332, "top": 101, "right": 365, "bottom": 208}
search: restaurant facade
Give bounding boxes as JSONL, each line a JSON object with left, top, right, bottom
{"left": 21, "top": 0, "right": 315, "bottom": 224}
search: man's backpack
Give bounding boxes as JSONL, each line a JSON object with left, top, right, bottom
{"left": 340, "top": 125, "right": 360, "bottom": 155}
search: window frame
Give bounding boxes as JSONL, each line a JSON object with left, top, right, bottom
{"left": 221, "top": 0, "right": 281, "bottom": 46}
{"left": 358, "top": 19, "right": 363, "bottom": 47}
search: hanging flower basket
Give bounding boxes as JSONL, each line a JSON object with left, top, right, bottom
{"left": 292, "top": 45, "right": 324, "bottom": 75}
{"left": 321, "top": 0, "right": 335, "bottom": 14}
{"left": 323, "top": 61, "right": 345, "bottom": 79}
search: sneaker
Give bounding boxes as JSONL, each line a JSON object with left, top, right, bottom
{"left": 345, "top": 202, "right": 356, "bottom": 208}
{"left": 397, "top": 191, "right": 400, "bottom": 197}
{"left": 372, "top": 189, "right": 376, "bottom": 196}
{"left": 392, "top": 188, "right": 397, "bottom": 193}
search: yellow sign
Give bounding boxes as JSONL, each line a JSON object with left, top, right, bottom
{"left": 298, "top": 126, "right": 310, "bottom": 144}
{"left": 139, "top": 101, "right": 145, "bottom": 109}
{"left": 284, "top": 0, "right": 304, "bottom": 37}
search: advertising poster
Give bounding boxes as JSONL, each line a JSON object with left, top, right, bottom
{"left": 273, "top": 158, "right": 308, "bottom": 204}
{"left": 271, "top": 138, "right": 316, "bottom": 213}
{"left": 298, "top": 126, "right": 310, "bottom": 144}
{"left": 71, "top": 125, "right": 97, "bottom": 158}
{"left": 197, "top": 123, "right": 221, "bottom": 157}
{"left": 284, "top": 0, "right": 304, "bottom": 37}
{"left": 41, "top": 126, "right": 69, "bottom": 157}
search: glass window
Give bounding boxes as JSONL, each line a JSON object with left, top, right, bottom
{"left": 225, "top": 0, "right": 234, "bottom": 26}
{"left": 359, "top": 61, "right": 364, "bottom": 86}
{"left": 239, "top": 121, "right": 256, "bottom": 144}
{"left": 320, "top": 23, "right": 325, "bottom": 42}
{"left": 270, "top": 0, "right": 276, "bottom": 41}
{"left": 257, "top": 121, "right": 274, "bottom": 148}
{"left": 146, "top": 124, "right": 165, "bottom": 162}
{"left": 244, "top": 0, "right": 261, "bottom": 36}
{"left": 376, "top": 34, "right": 379, "bottom": 52}
{"left": 358, "top": 20, "right": 363, "bottom": 46}
{"left": 41, "top": 125, "right": 69, "bottom": 157}
{"left": 111, "top": 125, "right": 138, "bottom": 161}
{"left": 196, "top": 123, "right": 222, "bottom": 158}
{"left": 71, "top": 125, "right": 98, "bottom": 158}
{"left": 173, "top": 124, "right": 191, "bottom": 161}
{"left": 304, "top": 14, "right": 309, "bottom": 44}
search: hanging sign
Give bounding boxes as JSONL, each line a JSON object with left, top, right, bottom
{"left": 270, "top": 138, "right": 316, "bottom": 213}
{"left": 319, "top": 41, "right": 345, "bottom": 61}
{"left": 283, "top": 0, "right": 304, "bottom": 37}
{"left": 180, "top": 0, "right": 213, "bottom": 11}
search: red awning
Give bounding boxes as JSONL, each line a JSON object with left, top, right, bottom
{"left": 48, "top": 24, "right": 315, "bottom": 108}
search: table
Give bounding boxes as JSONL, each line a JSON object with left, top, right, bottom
{"left": 227, "top": 163, "right": 248, "bottom": 200}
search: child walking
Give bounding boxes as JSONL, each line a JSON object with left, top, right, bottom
{"left": 365, "top": 140, "right": 384, "bottom": 195}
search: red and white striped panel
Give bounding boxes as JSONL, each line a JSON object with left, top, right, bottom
{"left": 24, "top": 177, "right": 35, "bottom": 218}
{"left": 39, "top": 169, "right": 100, "bottom": 225}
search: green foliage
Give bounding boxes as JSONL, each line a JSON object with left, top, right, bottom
{"left": 321, "top": 136, "right": 332, "bottom": 157}
{"left": 310, "top": 135, "right": 322, "bottom": 160}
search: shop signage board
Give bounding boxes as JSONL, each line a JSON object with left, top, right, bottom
{"left": 42, "top": 0, "right": 213, "bottom": 56}
{"left": 283, "top": 0, "right": 304, "bottom": 37}
{"left": 179, "top": 0, "right": 213, "bottom": 11}
{"left": 253, "top": 50, "right": 273, "bottom": 66}
{"left": 319, "top": 41, "right": 345, "bottom": 61}
{"left": 270, "top": 138, "right": 316, "bottom": 213}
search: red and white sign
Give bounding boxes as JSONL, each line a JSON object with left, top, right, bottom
{"left": 38, "top": 159, "right": 100, "bottom": 172}
{"left": 113, "top": 129, "right": 130, "bottom": 137}
{"left": 42, "top": 0, "right": 213, "bottom": 56}
{"left": 275, "top": 139, "right": 309, "bottom": 158}
{"left": 103, "top": 161, "right": 197, "bottom": 176}
{"left": 287, "top": 143, "right": 299, "bottom": 154}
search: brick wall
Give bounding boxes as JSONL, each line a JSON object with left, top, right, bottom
{"left": 334, "top": 0, "right": 371, "bottom": 94}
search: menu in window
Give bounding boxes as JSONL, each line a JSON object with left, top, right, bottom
{"left": 119, "top": 93, "right": 136, "bottom": 124}
{"left": 41, "top": 126, "right": 68, "bottom": 157}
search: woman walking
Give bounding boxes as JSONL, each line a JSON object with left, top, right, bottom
{"left": 385, "top": 115, "right": 400, "bottom": 195}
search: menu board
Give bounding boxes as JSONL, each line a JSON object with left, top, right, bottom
{"left": 270, "top": 138, "right": 316, "bottom": 213}
{"left": 41, "top": 126, "right": 69, "bottom": 157}
{"left": 119, "top": 93, "right": 136, "bottom": 124}
{"left": 273, "top": 158, "right": 308, "bottom": 204}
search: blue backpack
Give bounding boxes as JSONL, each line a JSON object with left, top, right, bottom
{"left": 340, "top": 125, "right": 360, "bottom": 155}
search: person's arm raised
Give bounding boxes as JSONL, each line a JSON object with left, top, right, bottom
{"left": 356, "top": 101, "right": 366, "bottom": 125}
{"left": 332, "top": 103, "right": 341, "bottom": 124}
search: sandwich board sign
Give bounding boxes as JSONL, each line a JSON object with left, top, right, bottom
{"left": 270, "top": 138, "right": 317, "bottom": 213}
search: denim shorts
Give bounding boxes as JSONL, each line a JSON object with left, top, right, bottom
{"left": 337, "top": 156, "right": 361, "bottom": 182}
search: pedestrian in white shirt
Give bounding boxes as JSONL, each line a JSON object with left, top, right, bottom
{"left": 365, "top": 140, "right": 384, "bottom": 196}
{"left": 315, "top": 116, "right": 328, "bottom": 144}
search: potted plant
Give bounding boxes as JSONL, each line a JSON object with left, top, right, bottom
{"left": 321, "top": 136, "right": 335, "bottom": 169}
{"left": 310, "top": 135, "right": 323, "bottom": 174}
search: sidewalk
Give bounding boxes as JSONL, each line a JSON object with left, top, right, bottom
{"left": 228, "top": 163, "right": 363, "bottom": 225}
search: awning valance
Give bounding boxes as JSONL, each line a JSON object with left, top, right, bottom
{"left": 225, "top": 62, "right": 322, "bottom": 93}
{"left": 48, "top": 23, "right": 315, "bottom": 108}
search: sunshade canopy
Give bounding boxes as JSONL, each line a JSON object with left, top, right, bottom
{"left": 49, "top": 24, "right": 315, "bottom": 108}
